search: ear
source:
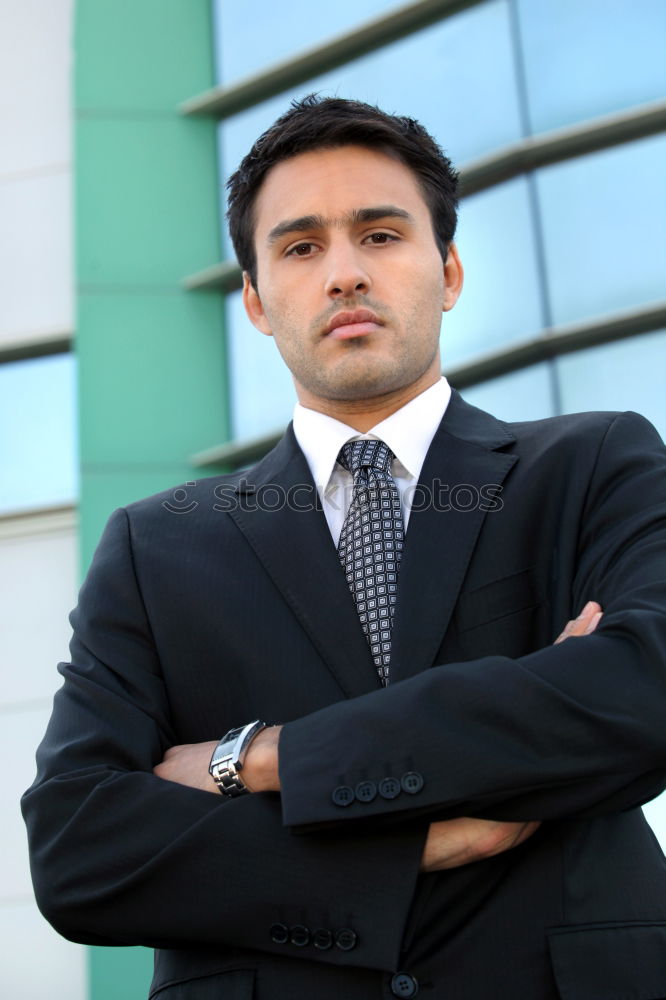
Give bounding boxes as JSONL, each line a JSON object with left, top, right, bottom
{"left": 242, "top": 272, "right": 273, "bottom": 336}
{"left": 442, "top": 243, "right": 464, "bottom": 312}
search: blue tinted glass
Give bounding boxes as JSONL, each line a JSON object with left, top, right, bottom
{"left": 441, "top": 177, "right": 544, "bottom": 368}
{"left": 212, "top": 0, "right": 402, "bottom": 84}
{"left": 516, "top": 0, "right": 666, "bottom": 133}
{"left": 219, "top": 0, "right": 523, "bottom": 225}
{"left": 459, "top": 363, "right": 555, "bottom": 422}
{"left": 226, "top": 291, "right": 296, "bottom": 439}
{"left": 537, "top": 136, "right": 666, "bottom": 328}
{"left": 0, "top": 354, "right": 78, "bottom": 512}
{"left": 556, "top": 330, "right": 666, "bottom": 440}
{"left": 644, "top": 794, "right": 666, "bottom": 852}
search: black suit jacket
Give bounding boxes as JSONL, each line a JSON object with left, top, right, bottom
{"left": 22, "top": 392, "right": 666, "bottom": 999}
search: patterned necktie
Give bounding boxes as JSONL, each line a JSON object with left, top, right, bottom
{"left": 337, "top": 440, "right": 405, "bottom": 685}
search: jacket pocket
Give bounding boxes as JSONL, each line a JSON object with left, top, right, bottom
{"left": 548, "top": 922, "right": 666, "bottom": 999}
{"left": 454, "top": 566, "right": 542, "bottom": 633}
{"left": 150, "top": 967, "right": 255, "bottom": 1000}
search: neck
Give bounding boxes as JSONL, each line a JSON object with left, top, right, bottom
{"left": 297, "top": 370, "right": 441, "bottom": 432}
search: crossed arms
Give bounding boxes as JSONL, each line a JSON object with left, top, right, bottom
{"left": 153, "top": 602, "right": 603, "bottom": 871}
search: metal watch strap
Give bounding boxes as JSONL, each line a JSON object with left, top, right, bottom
{"left": 210, "top": 764, "right": 249, "bottom": 798}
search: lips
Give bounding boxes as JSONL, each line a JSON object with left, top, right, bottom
{"left": 325, "top": 309, "right": 382, "bottom": 340}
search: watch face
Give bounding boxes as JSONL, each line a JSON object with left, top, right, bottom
{"left": 210, "top": 726, "right": 245, "bottom": 767}
{"left": 223, "top": 725, "right": 246, "bottom": 744}
{"left": 209, "top": 721, "right": 264, "bottom": 772}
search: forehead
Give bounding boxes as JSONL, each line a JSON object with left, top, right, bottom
{"left": 252, "top": 145, "right": 429, "bottom": 238}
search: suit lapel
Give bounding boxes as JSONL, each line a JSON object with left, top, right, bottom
{"left": 390, "top": 392, "right": 518, "bottom": 683}
{"left": 228, "top": 427, "right": 381, "bottom": 699}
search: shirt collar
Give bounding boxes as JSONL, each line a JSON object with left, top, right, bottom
{"left": 293, "top": 377, "right": 451, "bottom": 493}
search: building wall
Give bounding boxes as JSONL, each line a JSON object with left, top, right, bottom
{"left": 0, "top": 0, "right": 86, "bottom": 996}
{"left": 0, "top": 0, "right": 74, "bottom": 351}
{"left": 73, "top": 1, "right": 226, "bottom": 996}
{"left": 0, "top": 511, "right": 84, "bottom": 1000}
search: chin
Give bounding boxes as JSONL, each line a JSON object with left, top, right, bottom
{"left": 316, "top": 368, "right": 414, "bottom": 402}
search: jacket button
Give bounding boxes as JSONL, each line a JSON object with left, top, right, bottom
{"left": 313, "top": 927, "right": 333, "bottom": 950}
{"left": 331, "top": 785, "right": 354, "bottom": 807}
{"left": 335, "top": 928, "right": 358, "bottom": 951}
{"left": 401, "top": 771, "right": 424, "bottom": 794}
{"left": 390, "top": 972, "right": 419, "bottom": 997}
{"left": 270, "top": 922, "right": 289, "bottom": 944}
{"left": 355, "top": 780, "right": 377, "bottom": 803}
{"left": 379, "top": 776, "right": 401, "bottom": 800}
{"left": 290, "top": 924, "right": 310, "bottom": 947}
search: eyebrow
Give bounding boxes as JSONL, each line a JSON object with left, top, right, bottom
{"left": 266, "top": 205, "right": 415, "bottom": 247}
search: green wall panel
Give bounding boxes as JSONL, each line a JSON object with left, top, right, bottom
{"left": 77, "top": 117, "right": 220, "bottom": 286}
{"left": 76, "top": 0, "right": 214, "bottom": 112}
{"left": 89, "top": 947, "right": 153, "bottom": 1000}
{"left": 74, "top": 1, "right": 225, "bottom": 997}
{"left": 78, "top": 292, "right": 226, "bottom": 464}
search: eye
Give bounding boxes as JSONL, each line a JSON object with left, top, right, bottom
{"left": 363, "top": 232, "right": 398, "bottom": 246}
{"left": 285, "top": 242, "right": 318, "bottom": 257}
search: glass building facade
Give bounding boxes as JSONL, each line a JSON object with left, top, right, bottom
{"left": 2, "top": 1, "right": 664, "bottom": 997}
{"left": 208, "top": 0, "right": 666, "bottom": 443}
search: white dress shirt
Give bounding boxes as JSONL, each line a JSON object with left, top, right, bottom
{"left": 293, "top": 377, "right": 452, "bottom": 544}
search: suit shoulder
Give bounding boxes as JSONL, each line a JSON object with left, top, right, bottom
{"left": 503, "top": 409, "right": 662, "bottom": 450}
{"left": 122, "top": 471, "right": 242, "bottom": 520}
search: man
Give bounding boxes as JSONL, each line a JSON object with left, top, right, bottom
{"left": 23, "top": 96, "right": 666, "bottom": 999}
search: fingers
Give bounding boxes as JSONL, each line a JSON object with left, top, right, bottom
{"left": 421, "top": 817, "right": 542, "bottom": 871}
{"left": 554, "top": 600, "right": 603, "bottom": 644}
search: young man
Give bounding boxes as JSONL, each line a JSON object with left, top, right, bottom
{"left": 23, "top": 97, "right": 666, "bottom": 999}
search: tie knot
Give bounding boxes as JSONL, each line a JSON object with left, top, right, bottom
{"left": 338, "top": 439, "right": 394, "bottom": 477}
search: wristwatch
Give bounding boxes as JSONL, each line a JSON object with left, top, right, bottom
{"left": 208, "top": 720, "right": 268, "bottom": 797}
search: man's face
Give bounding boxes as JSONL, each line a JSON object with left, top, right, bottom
{"left": 243, "top": 145, "right": 463, "bottom": 411}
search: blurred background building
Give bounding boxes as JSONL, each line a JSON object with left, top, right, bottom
{"left": 1, "top": 1, "right": 664, "bottom": 996}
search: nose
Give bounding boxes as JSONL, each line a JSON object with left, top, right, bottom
{"left": 324, "top": 242, "right": 371, "bottom": 299}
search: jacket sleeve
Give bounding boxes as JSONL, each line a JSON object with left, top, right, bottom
{"left": 279, "top": 411, "right": 666, "bottom": 829}
{"left": 21, "top": 506, "right": 425, "bottom": 972}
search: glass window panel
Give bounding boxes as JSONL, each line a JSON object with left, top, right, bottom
{"left": 537, "top": 136, "right": 666, "bottom": 328}
{"left": 458, "top": 362, "right": 555, "bottom": 422}
{"left": 0, "top": 353, "right": 78, "bottom": 512}
{"left": 556, "top": 330, "right": 666, "bottom": 440}
{"left": 516, "top": 0, "right": 666, "bottom": 133}
{"left": 644, "top": 794, "right": 666, "bottom": 852}
{"left": 441, "top": 177, "right": 544, "bottom": 368}
{"left": 212, "top": 0, "right": 403, "bottom": 85}
{"left": 219, "top": 0, "right": 524, "bottom": 253}
{"left": 226, "top": 290, "right": 296, "bottom": 439}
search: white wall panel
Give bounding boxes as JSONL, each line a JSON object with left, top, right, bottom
{"left": 0, "top": 516, "right": 77, "bottom": 706}
{"left": 0, "top": 900, "right": 86, "bottom": 1000}
{"left": 0, "top": 0, "right": 74, "bottom": 349}
{"left": 1, "top": 703, "right": 56, "bottom": 898}
{"left": 0, "top": 170, "right": 74, "bottom": 343}
{"left": 0, "top": 509, "right": 84, "bottom": 1000}
{"left": 0, "top": 0, "right": 73, "bottom": 179}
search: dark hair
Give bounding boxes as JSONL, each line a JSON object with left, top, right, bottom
{"left": 226, "top": 94, "right": 459, "bottom": 289}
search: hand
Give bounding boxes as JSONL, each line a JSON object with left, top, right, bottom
{"left": 153, "top": 741, "right": 219, "bottom": 793}
{"left": 153, "top": 725, "right": 283, "bottom": 795}
{"left": 420, "top": 599, "right": 604, "bottom": 871}
{"left": 554, "top": 600, "right": 603, "bottom": 644}
{"left": 420, "top": 816, "right": 540, "bottom": 872}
